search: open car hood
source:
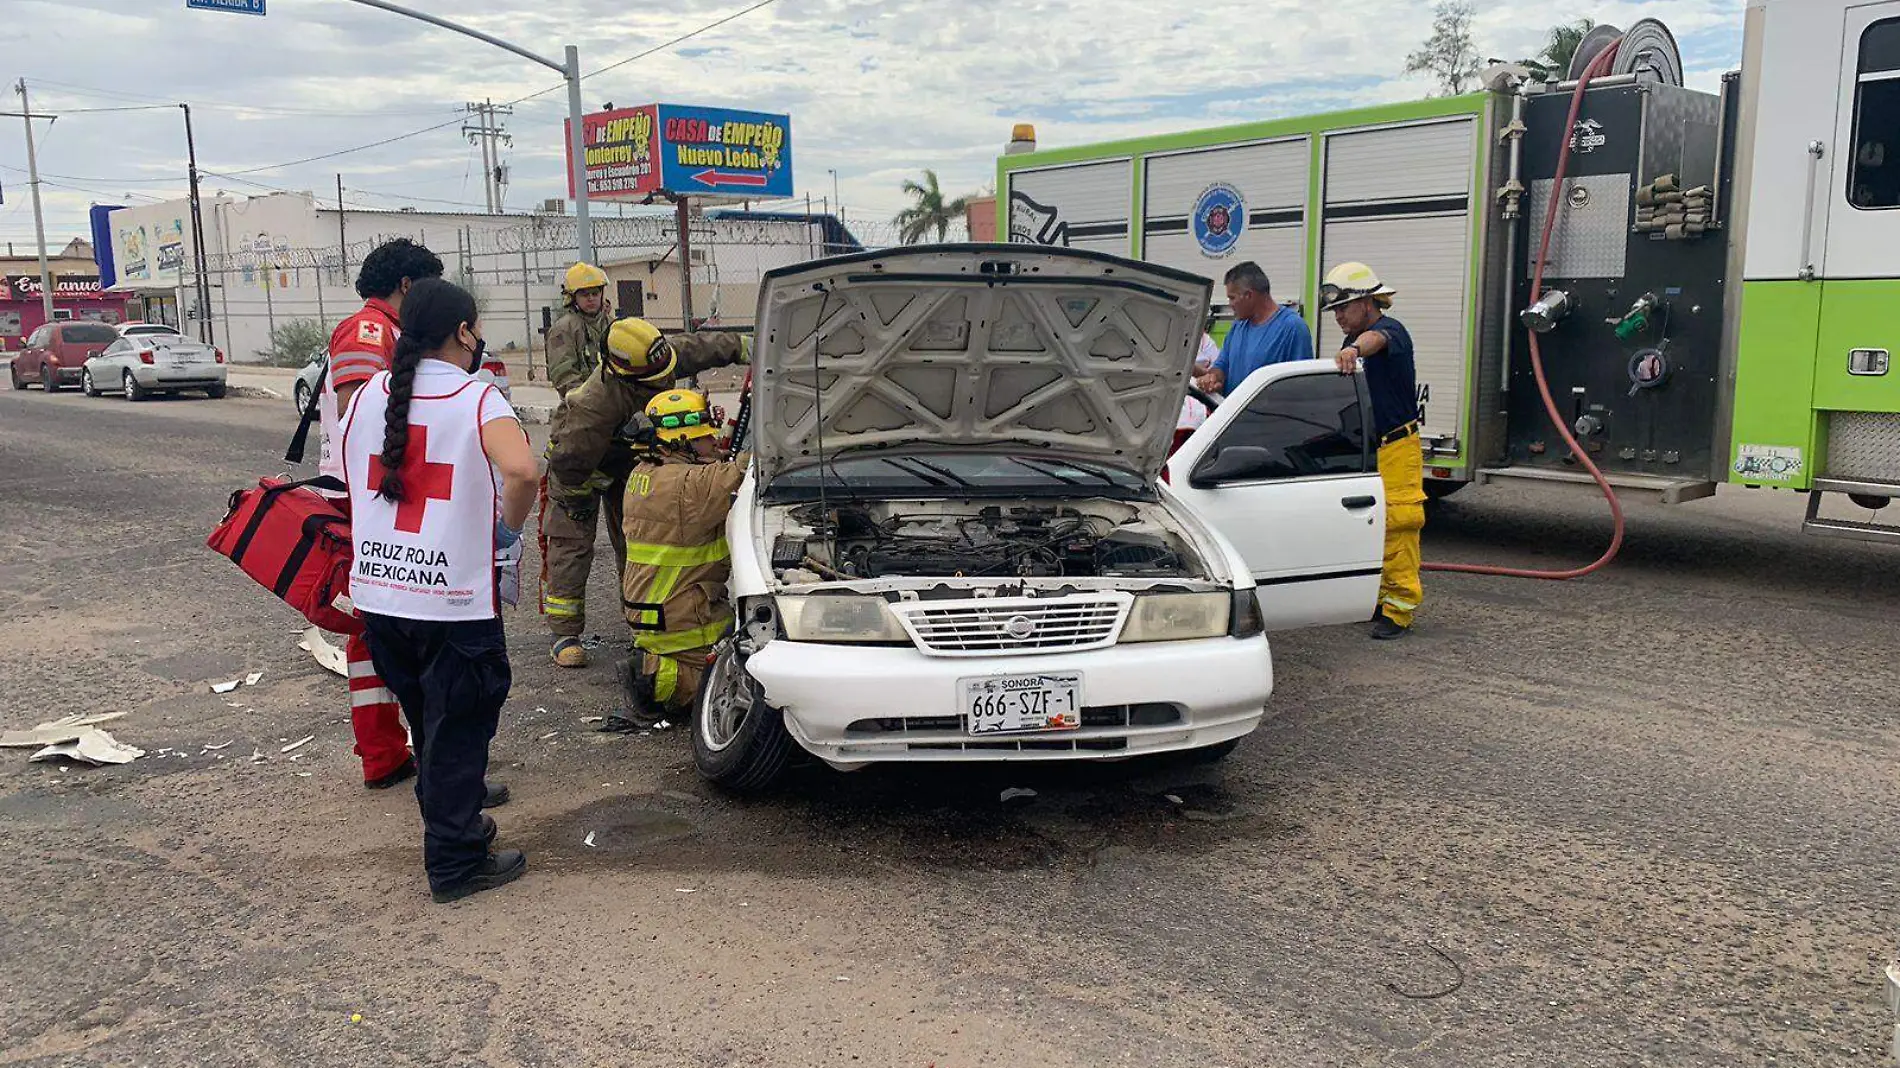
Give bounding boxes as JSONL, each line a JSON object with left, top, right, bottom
{"left": 749, "top": 244, "right": 1212, "bottom": 490}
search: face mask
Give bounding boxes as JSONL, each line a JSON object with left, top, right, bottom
{"left": 466, "top": 335, "right": 487, "bottom": 373}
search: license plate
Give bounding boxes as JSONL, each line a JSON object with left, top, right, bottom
{"left": 961, "top": 673, "right": 1082, "bottom": 736}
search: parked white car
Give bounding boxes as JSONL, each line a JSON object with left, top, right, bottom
{"left": 117, "top": 321, "right": 183, "bottom": 339}
{"left": 691, "top": 246, "right": 1386, "bottom": 790}
{"left": 295, "top": 348, "right": 514, "bottom": 416}
{"left": 83, "top": 333, "right": 227, "bottom": 400}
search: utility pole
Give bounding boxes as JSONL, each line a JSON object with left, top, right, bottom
{"left": 13, "top": 80, "right": 55, "bottom": 328}
{"left": 675, "top": 195, "right": 695, "bottom": 330}
{"left": 180, "top": 104, "right": 213, "bottom": 344}
{"left": 463, "top": 99, "right": 512, "bottom": 214}
{"left": 336, "top": 174, "right": 348, "bottom": 268}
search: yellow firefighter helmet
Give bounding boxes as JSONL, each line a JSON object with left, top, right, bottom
{"left": 1319, "top": 262, "right": 1397, "bottom": 311}
{"left": 602, "top": 316, "right": 675, "bottom": 382}
{"left": 646, "top": 389, "right": 718, "bottom": 443}
{"left": 561, "top": 262, "right": 609, "bottom": 306}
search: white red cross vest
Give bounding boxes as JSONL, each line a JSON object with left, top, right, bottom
{"left": 340, "top": 361, "right": 514, "bottom": 621}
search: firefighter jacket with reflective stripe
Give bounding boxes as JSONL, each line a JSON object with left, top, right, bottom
{"left": 544, "top": 306, "right": 612, "bottom": 397}
{"left": 545, "top": 330, "right": 744, "bottom": 502}
{"left": 620, "top": 452, "right": 747, "bottom": 659}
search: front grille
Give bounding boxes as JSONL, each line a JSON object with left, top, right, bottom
{"left": 844, "top": 703, "right": 1181, "bottom": 736}
{"left": 888, "top": 592, "right": 1133, "bottom": 656}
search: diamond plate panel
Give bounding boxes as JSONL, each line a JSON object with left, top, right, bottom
{"left": 1826, "top": 411, "right": 1900, "bottom": 482}
{"left": 1526, "top": 174, "right": 1631, "bottom": 279}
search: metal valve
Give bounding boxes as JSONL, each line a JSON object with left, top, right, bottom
{"left": 1521, "top": 289, "right": 1571, "bottom": 333}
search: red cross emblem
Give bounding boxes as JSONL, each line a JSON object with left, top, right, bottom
{"left": 368, "top": 424, "right": 456, "bottom": 534}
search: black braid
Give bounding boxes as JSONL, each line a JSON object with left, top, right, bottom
{"left": 376, "top": 276, "right": 480, "bottom": 503}
{"left": 376, "top": 334, "right": 425, "bottom": 502}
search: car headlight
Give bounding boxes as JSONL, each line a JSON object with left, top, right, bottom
{"left": 1119, "top": 592, "right": 1232, "bottom": 643}
{"left": 777, "top": 595, "right": 911, "bottom": 644}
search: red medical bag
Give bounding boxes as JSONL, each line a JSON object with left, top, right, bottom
{"left": 207, "top": 475, "right": 360, "bottom": 635}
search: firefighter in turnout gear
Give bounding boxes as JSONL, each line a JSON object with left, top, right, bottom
{"left": 1321, "top": 262, "right": 1424, "bottom": 641}
{"left": 539, "top": 262, "right": 615, "bottom": 667}
{"left": 600, "top": 388, "right": 747, "bottom": 734}
{"left": 541, "top": 316, "right": 748, "bottom": 670}
{"left": 545, "top": 262, "right": 612, "bottom": 397}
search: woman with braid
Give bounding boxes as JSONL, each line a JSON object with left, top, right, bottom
{"left": 339, "top": 277, "right": 539, "bottom": 903}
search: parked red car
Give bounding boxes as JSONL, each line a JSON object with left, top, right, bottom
{"left": 9, "top": 321, "right": 121, "bottom": 393}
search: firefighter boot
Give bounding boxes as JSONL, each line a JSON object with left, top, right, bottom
{"left": 551, "top": 636, "right": 589, "bottom": 668}
{"left": 597, "top": 657, "right": 668, "bottom": 733}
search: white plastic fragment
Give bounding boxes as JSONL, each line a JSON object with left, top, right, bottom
{"left": 0, "top": 713, "right": 128, "bottom": 749}
{"left": 675, "top": 887, "right": 698, "bottom": 894}
{"left": 211, "top": 679, "right": 243, "bottom": 694}
{"left": 244, "top": 672, "right": 264, "bottom": 687}
{"left": 201, "top": 741, "right": 232, "bottom": 752}
{"left": 1000, "top": 787, "right": 1037, "bottom": 803}
{"left": 298, "top": 628, "right": 349, "bottom": 677}
{"left": 281, "top": 736, "right": 315, "bottom": 754}
{"left": 583, "top": 831, "right": 597, "bottom": 848}
{"left": 30, "top": 730, "right": 144, "bottom": 766}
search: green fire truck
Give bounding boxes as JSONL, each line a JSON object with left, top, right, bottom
{"left": 995, "top": 1, "right": 1900, "bottom": 543}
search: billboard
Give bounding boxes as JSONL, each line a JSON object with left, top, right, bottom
{"left": 567, "top": 104, "right": 793, "bottom": 202}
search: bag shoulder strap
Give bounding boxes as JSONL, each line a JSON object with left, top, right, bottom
{"left": 284, "top": 362, "right": 326, "bottom": 465}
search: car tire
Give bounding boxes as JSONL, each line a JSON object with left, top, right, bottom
{"left": 82, "top": 369, "right": 102, "bottom": 397}
{"left": 293, "top": 381, "right": 311, "bottom": 414}
{"left": 691, "top": 642, "right": 793, "bottom": 793}
{"left": 42, "top": 369, "right": 61, "bottom": 394}
{"left": 123, "top": 372, "right": 149, "bottom": 402}
{"left": 9, "top": 362, "right": 25, "bottom": 390}
{"left": 204, "top": 383, "right": 227, "bottom": 399}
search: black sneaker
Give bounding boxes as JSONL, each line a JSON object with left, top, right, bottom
{"left": 431, "top": 849, "right": 526, "bottom": 904}
{"left": 1370, "top": 616, "right": 1410, "bottom": 641}
{"left": 365, "top": 757, "right": 417, "bottom": 790}
{"left": 482, "top": 781, "right": 510, "bottom": 809}
{"left": 479, "top": 814, "right": 497, "bottom": 848}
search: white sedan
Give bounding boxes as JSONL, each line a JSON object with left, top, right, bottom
{"left": 691, "top": 246, "right": 1387, "bottom": 791}
{"left": 83, "top": 333, "right": 227, "bottom": 400}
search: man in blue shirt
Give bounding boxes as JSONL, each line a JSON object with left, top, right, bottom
{"left": 1192, "top": 262, "right": 1313, "bottom": 396}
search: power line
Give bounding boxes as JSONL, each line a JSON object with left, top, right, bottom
{"left": 499, "top": 0, "right": 786, "bottom": 108}
{"left": 211, "top": 115, "right": 469, "bottom": 176}
{"left": 24, "top": 76, "right": 462, "bottom": 119}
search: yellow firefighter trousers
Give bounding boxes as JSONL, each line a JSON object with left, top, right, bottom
{"left": 540, "top": 478, "right": 626, "bottom": 638}
{"left": 1377, "top": 433, "right": 1426, "bottom": 628}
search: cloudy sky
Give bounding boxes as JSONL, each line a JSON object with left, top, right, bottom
{"left": 4, "top": 0, "right": 1744, "bottom": 251}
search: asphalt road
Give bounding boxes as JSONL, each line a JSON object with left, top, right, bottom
{"left": 1, "top": 385, "right": 1895, "bottom": 1067}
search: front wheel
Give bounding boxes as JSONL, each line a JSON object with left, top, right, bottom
{"left": 8, "top": 363, "right": 24, "bottom": 390}
{"left": 123, "top": 372, "right": 149, "bottom": 402}
{"left": 691, "top": 642, "right": 793, "bottom": 793}
{"left": 293, "top": 381, "right": 311, "bottom": 414}
{"left": 42, "top": 369, "right": 61, "bottom": 393}
{"left": 82, "top": 369, "right": 102, "bottom": 397}
{"left": 204, "top": 383, "right": 227, "bottom": 399}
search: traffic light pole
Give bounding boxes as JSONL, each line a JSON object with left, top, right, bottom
{"left": 337, "top": 0, "right": 594, "bottom": 261}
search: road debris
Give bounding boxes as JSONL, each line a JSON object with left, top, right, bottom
{"left": 1384, "top": 942, "right": 1466, "bottom": 1000}
{"left": 211, "top": 679, "right": 243, "bottom": 694}
{"left": 1000, "top": 787, "right": 1037, "bottom": 804}
{"left": 1163, "top": 793, "right": 1185, "bottom": 805}
{"left": 244, "top": 672, "right": 264, "bottom": 687}
{"left": 298, "top": 628, "right": 349, "bottom": 677}
{"left": 583, "top": 831, "right": 597, "bottom": 848}
{"left": 579, "top": 716, "right": 603, "bottom": 724}
{"left": 200, "top": 741, "right": 232, "bottom": 752}
{"left": 537, "top": 731, "right": 559, "bottom": 742}
{"left": 281, "top": 736, "right": 315, "bottom": 754}
{"left": 2, "top": 714, "right": 131, "bottom": 752}
{"left": 30, "top": 730, "right": 144, "bottom": 766}
{"left": 249, "top": 748, "right": 267, "bottom": 763}
{"left": 675, "top": 888, "right": 698, "bottom": 894}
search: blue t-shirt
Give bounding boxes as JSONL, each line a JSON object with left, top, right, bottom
{"left": 1351, "top": 315, "right": 1419, "bottom": 436}
{"left": 1213, "top": 307, "right": 1314, "bottom": 390}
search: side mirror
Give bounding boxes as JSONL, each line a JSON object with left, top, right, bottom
{"left": 1189, "top": 445, "right": 1275, "bottom": 488}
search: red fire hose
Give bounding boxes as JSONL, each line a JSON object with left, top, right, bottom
{"left": 1422, "top": 41, "right": 1627, "bottom": 580}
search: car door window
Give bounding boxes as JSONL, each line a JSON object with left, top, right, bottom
{"left": 1190, "top": 372, "right": 1371, "bottom": 485}
{"left": 27, "top": 327, "right": 48, "bottom": 348}
{"left": 103, "top": 339, "right": 130, "bottom": 356}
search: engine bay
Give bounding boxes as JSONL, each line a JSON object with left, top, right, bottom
{"left": 765, "top": 498, "right": 1211, "bottom": 584}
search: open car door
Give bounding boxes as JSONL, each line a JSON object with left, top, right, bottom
{"left": 1165, "top": 359, "right": 1384, "bottom": 630}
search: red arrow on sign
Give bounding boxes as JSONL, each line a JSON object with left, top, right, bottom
{"left": 691, "top": 169, "right": 770, "bottom": 188}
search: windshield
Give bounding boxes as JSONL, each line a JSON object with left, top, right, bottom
{"left": 63, "top": 324, "right": 119, "bottom": 343}
{"left": 763, "top": 451, "right": 1152, "bottom": 502}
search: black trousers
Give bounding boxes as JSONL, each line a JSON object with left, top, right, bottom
{"left": 360, "top": 612, "right": 510, "bottom": 891}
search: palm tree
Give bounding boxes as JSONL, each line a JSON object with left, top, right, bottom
{"left": 893, "top": 169, "right": 976, "bottom": 244}
{"left": 1532, "top": 18, "right": 1594, "bottom": 78}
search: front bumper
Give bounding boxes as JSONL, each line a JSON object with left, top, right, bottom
{"left": 745, "top": 635, "right": 1273, "bottom": 769}
{"left": 48, "top": 364, "right": 84, "bottom": 384}
{"left": 133, "top": 365, "right": 226, "bottom": 389}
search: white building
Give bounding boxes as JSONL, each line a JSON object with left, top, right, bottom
{"left": 104, "top": 192, "right": 861, "bottom": 371}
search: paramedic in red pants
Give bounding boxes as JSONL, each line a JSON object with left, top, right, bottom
{"left": 320, "top": 239, "right": 477, "bottom": 794}
{"left": 341, "top": 278, "right": 539, "bottom": 902}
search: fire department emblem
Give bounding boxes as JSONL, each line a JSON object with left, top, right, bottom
{"left": 1192, "top": 182, "right": 1246, "bottom": 258}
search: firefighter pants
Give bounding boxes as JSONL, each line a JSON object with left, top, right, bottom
{"left": 361, "top": 612, "right": 510, "bottom": 893}
{"left": 629, "top": 584, "right": 733, "bottom": 713}
{"left": 1377, "top": 432, "right": 1427, "bottom": 629}
{"left": 541, "top": 480, "right": 626, "bottom": 639}
{"left": 347, "top": 632, "right": 412, "bottom": 781}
